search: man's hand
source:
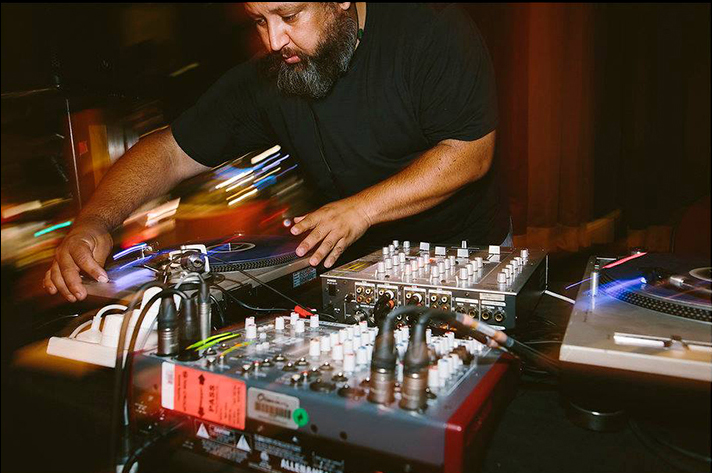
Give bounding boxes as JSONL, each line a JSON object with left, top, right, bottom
{"left": 290, "top": 197, "right": 372, "bottom": 268}
{"left": 43, "top": 221, "right": 113, "bottom": 302}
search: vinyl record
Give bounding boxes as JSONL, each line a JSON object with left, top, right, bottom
{"left": 600, "top": 253, "right": 711, "bottom": 323}
{"left": 203, "top": 234, "right": 301, "bottom": 272}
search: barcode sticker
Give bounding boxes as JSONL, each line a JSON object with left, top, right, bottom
{"left": 161, "top": 363, "right": 246, "bottom": 430}
{"left": 248, "top": 388, "right": 300, "bottom": 430}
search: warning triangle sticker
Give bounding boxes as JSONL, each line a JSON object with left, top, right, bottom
{"left": 197, "top": 423, "right": 209, "bottom": 439}
{"left": 237, "top": 435, "right": 251, "bottom": 452}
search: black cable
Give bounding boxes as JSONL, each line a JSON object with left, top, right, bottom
{"left": 629, "top": 418, "right": 711, "bottom": 473}
{"left": 209, "top": 294, "right": 225, "bottom": 329}
{"left": 211, "top": 283, "right": 289, "bottom": 313}
{"left": 122, "top": 288, "right": 190, "bottom": 441}
{"left": 121, "top": 420, "right": 186, "bottom": 473}
{"left": 111, "top": 280, "right": 165, "bottom": 470}
{"left": 236, "top": 269, "right": 314, "bottom": 315}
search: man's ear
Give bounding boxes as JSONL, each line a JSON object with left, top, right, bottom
{"left": 337, "top": 3, "right": 352, "bottom": 12}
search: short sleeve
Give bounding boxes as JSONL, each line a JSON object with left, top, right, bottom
{"left": 411, "top": 6, "right": 498, "bottom": 145}
{"left": 171, "top": 61, "right": 273, "bottom": 167}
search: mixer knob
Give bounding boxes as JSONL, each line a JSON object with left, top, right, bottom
{"left": 343, "top": 353, "right": 356, "bottom": 372}
{"left": 246, "top": 325, "right": 257, "bottom": 340}
{"left": 403, "top": 240, "right": 411, "bottom": 251}
{"left": 309, "top": 338, "right": 321, "bottom": 358}
{"left": 449, "top": 255, "right": 457, "bottom": 267}
{"left": 330, "top": 332, "right": 340, "bottom": 348}
{"left": 392, "top": 240, "right": 400, "bottom": 249}
{"left": 275, "top": 316, "right": 285, "bottom": 331}
{"left": 343, "top": 339, "right": 354, "bottom": 355}
{"left": 245, "top": 316, "right": 255, "bottom": 327}
{"left": 339, "top": 329, "right": 348, "bottom": 343}
{"left": 393, "top": 255, "right": 400, "bottom": 266}
{"left": 377, "top": 261, "right": 386, "bottom": 273}
{"left": 497, "top": 272, "right": 507, "bottom": 284}
{"left": 382, "top": 246, "right": 389, "bottom": 257}
{"left": 320, "top": 336, "right": 331, "bottom": 353}
{"left": 410, "top": 260, "right": 418, "bottom": 272}
{"left": 385, "top": 258, "right": 393, "bottom": 270}
{"left": 259, "top": 332, "right": 267, "bottom": 340}
{"left": 296, "top": 357, "right": 309, "bottom": 366}
{"left": 428, "top": 365, "right": 441, "bottom": 389}
{"left": 356, "top": 346, "right": 368, "bottom": 365}
{"left": 459, "top": 268, "right": 468, "bottom": 280}
{"left": 388, "top": 244, "right": 395, "bottom": 255}
{"left": 426, "top": 328, "right": 432, "bottom": 343}
{"left": 404, "top": 265, "right": 412, "bottom": 277}
{"left": 319, "top": 362, "right": 334, "bottom": 371}
{"left": 474, "top": 257, "right": 483, "bottom": 269}
{"left": 290, "top": 374, "right": 302, "bottom": 384}
{"left": 295, "top": 319, "right": 305, "bottom": 334}
{"left": 290, "top": 312, "right": 299, "bottom": 325}
{"left": 520, "top": 249, "right": 529, "bottom": 259}
{"left": 310, "top": 314, "right": 319, "bottom": 328}
{"left": 461, "top": 240, "right": 468, "bottom": 248}
{"left": 332, "top": 371, "right": 348, "bottom": 382}
{"left": 438, "top": 358, "right": 450, "bottom": 381}
{"left": 399, "top": 252, "right": 406, "bottom": 264}
{"left": 332, "top": 343, "right": 344, "bottom": 361}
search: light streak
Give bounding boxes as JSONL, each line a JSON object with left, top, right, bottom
{"left": 33, "top": 221, "right": 72, "bottom": 238}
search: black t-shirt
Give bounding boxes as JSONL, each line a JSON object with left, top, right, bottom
{"left": 172, "top": 3, "right": 509, "bottom": 245}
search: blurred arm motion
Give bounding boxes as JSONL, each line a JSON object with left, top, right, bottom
{"left": 44, "top": 128, "right": 209, "bottom": 302}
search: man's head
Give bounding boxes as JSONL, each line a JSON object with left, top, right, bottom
{"left": 245, "top": 2, "right": 359, "bottom": 99}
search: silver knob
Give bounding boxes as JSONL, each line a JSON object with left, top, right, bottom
{"left": 497, "top": 272, "right": 507, "bottom": 284}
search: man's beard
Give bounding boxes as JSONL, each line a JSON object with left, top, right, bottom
{"left": 260, "top": 10, "right": 358, "bottom": 99}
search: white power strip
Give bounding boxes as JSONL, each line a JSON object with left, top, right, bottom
{"left": 46, "top": 287, "right": 171, "bottom": 368}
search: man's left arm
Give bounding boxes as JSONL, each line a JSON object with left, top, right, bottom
{"left": 290, "top": 130, "right": 495, "bottom": 267}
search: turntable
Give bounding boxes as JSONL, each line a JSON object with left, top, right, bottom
{"left": 560, "top": 252, "right": 712, "bottom": 382}
{"left": 85, "top": 234, "right": 314, "bottom": 302}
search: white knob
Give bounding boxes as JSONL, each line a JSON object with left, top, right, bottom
{"left": 290, "top": 312, "right": 299, "bottom": 325}
{"left": 475, "top": 257, "right": 483, "bottom": 269}
{"left": 343, "top": 352, "right": 356, "bottom": 372}
{"left": 428, "top": 365, "right": 441, "bottom": 388}
{"left": 461, "top": 240, "right": 468, "bottom": 248}
{"left": 438, "top": 358, "right": 450, "bottom": 381}
{"left": 404, "top": 265, "right": 412, "bottom": 277}
{"left": 521, "top": 249, "right": 529, "bottom": 259}
{"left": 352, "top": 333, "right": 362, "bottom": 348}
{"left": 450, "top": 354, "right": 461, "bottom": 371}
{"left": 438, "top": 261, "right": 446, "bottom": 273}
{"left": 332, "top": 343, "right": 344, "bottom": 361}
{"left": 339, "top": 329, "right": 348, "bottom": 343}
{"left": 449, "top": 255, "right": 456, "bottom": 267}
{"left": 410, "top": 260, "right": 418, "bottom": 272}
{"left": 466, "top": 263, "right": 475, "bottom": 276}
{"left": 356, "top": 346, "right": 368, "bottom": 365}
{"left": 261, "top": 342, "right": 270, "bottom": 352}
{"left": 388, "top": 244, "right": 395, "bottom": 255}
{"left": 245, "top": 316, "right": 255, "bottom": 327}
{"left": 359, "top": 321, "right": 368, "bottom": 332}
{"left": 393, "top": 240, "right": 400, "bottom": 249}
{"left": 399, "top": 252, "right": 406, "bottom": 264}
{"left": 366, "top": 343, "right": 373, "bottom": 362}
{"left": 330, "top": 332, "right": 340, "bottom": 348}
{"left": 295, "top": 319, "right": 305, "bottom": 334}
{"left": 246, "top": 325, "right": 257, "bottom": 340}
{"left": 382, "top": 246, "right": 389, "bottom": 257}
{"left": 310, "top": 314, "right": 319, "bottom": 328}
{"left": 426, "top": 328, "right": 432, "bottom": 344}
{"left": 385, "top": 258, "right": 393, "bottom": 270}
{"left": 418, "top": 256, "right": 426, "bottom": 268}
{"left": 431, "top": 265, "right": 440, "bottom": 279}
{"left": 275, "top": 316, "right": 285, "bottom": 331}
{"left": 343, "top": 339, "right": 354, "bottom": 355}
{"left": 259, "top": 332, "right": 267, "bottom": 340}
{"left": 393, "top": 255, "right": 400, "bottom": 266}
{"left": 321, "top": 335, "right": 331, "bottom": 352}
{"left": 346, "top": 326, "right": 354, "bottom": 340}
{"left": 403, "top": 240, "right": 411, "bottom": 250}
{"left": 497, "top": 272, "right": 507, "bottom": 284}
{"left": 459, "top": 268, "right": 468, "bottom": 280}
{"left": 309, "top": 338, "right": 321, "bottom": 357}
{"left": 444, "top": 259, "right": 451, "bottom": 270}
{"left": 377, "top": 261, "right": 386, "bottom": 273}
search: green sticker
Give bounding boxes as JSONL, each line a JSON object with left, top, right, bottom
{"left": 293, "top": 408, "right": 309, "bottom": 427}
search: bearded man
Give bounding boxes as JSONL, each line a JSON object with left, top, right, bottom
{"left": 45, "top": 3, "right": 508, "bottom": 302}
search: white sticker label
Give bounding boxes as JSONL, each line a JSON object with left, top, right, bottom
{"left": 481, "top": 293, "right": 505, "bottom": 301}
{"left": 482, "top": 301, "right": 506, "bottom": 308}
{"left": 455, "top": 297, "right": 479, "bottom": 304}
{"left": 248, "top": 388, "right": 300, "bottom": 430}
{"left": 161, "top": 362, "right": 175, "bottom": 410}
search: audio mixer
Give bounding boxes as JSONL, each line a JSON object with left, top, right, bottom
{"left": 322, "top": 242, "right": 547, "bottom": 330}
{"left": 131, "top": 313, "right": 518, "bottom": 473}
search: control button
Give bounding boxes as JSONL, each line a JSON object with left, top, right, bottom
{"left": 241, "top": 363, "right": 253, "bottom": 373}
{"left": 403, "top": 240, "right": 411, "bottom": 250}
{"left": 385, "top": 258, "right": 393, "bottom": 270}
{"left": 261, "top": 358, "right": 274, "bottom": 367}
{"left": 283, "top": 362, "right": 298, "bottom": 372}
{"left": 295, "top": 319, "right": 305, "bottom": 334}
{"left": 343, "top": 352, "right": 356, "bottom": 373}
{"left": 273, "top": 354, "right": 287, "bottom": 363}
{"left": 425, "top": 387, "right": 437, "bottom": 400}
{"left": 309, "top": 381, "right": 336, "bottom": 393}
{"left": 521, "top": 249, "right": 529, "bottom": 259}
{"left": 332, "top": 372, "right": 348, "bottom": 383}
{"left": 319, "top": 362, "right": 334, "bottom": 371}
{"left": 310, "top": 314, "right": 319, "bottom": 329}
{"left": 337, "top": 386, "right": 366, "bottom": 399}
{"left": 205, "top": 347, "right": 217, "bottom": 356}
{"left": 296, "top": 357, "right": 309, "bottom": 366}
{"left": 245, "top": 316, "right": 255, "bottom": 327}
{"left": 332, "top": 343, "right": 344, "bottom": 361}
{"left": 320, "top": 336, "right": 331, "bottom": 353}
{"left": 307, "top": 368, "right": 321, "bottom": 381}
{"left": 246, "top": 325, "right": 257, "bottom": 340}
{"left": 290, "top": 374, "right": 303, "bottom": 384}
{"left": 309, "top": 338, "right": 321, "bottom": 358}
{"left": 497, "top": 272, "right": 507, "bottom": 284}
{"left": 360, "top": 377, "right": 371, "bottom": 387}
{"left": 275, "top": 317, "right": 285, "bottom": 331}
{"left": 393, "top": 240, "right": 399, "bottom": 248}
{"left": 377, "top": 261, "right": 385, "bottom": 273}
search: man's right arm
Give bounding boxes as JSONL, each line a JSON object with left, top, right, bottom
{"left": 44, "top": 128, "right": 210, "bottom": 302}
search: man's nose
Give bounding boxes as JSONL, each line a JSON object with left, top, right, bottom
{"left": 267, "top": 23, "right": 289, "bottom": 53}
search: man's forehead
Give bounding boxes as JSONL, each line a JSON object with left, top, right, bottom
{"left": 244, "top": 2, "right": 307, "bottom": 16}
